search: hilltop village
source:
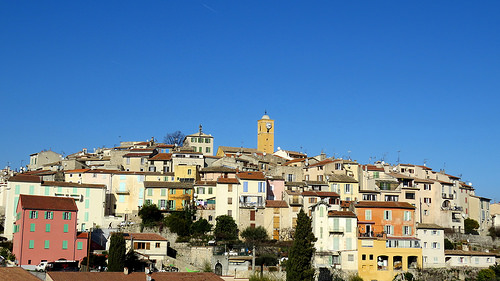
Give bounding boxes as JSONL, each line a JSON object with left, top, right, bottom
{"left": 0, "top": 113, "right": 498, "bottom": 281}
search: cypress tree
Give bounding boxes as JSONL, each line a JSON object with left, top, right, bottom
{"left": 108, "top": 233, "right": 126, "bottom": 272}
{"left": 286, "top": 208, "right": 317, "bottom": 281}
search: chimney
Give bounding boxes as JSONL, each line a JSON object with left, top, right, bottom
{"left": 124, "top": 267, "right": 129, "bottom": 275}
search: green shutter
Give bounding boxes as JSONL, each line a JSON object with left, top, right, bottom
{"left": 62, "top": 240, "right": 68, "bottom": 249}
{"left": 64, "top": 224, "right": 69, "bottom": 233}
{"left": 45, "top": 186, "right": 50, "bottom": 195}
{"left": 46, "top": 224, "right": 51, "bottom": 232}
{"left": 77, "top": 242, "right": 83, "bottom": 250}
{"left": 30, "top": 223, "right": 35, "bottom": 232}
{"left": 85, "top": 199, "right": 90, "bottom": 209}
{"left": 29, "top": 240, "right": 34, "bottom": 249}
{"left": 15, "top": 185, "right": 20, "bottom": 194}
{"left": 45, "top": 240, "right": 50, "bottom": 249}
{"left": 346, "top": 218, "right": 352, "bottom": 233}
{"left": 51, "top": 211, "right": 54, "bottom": 219}
{"left": 84, "top": 212, "right": 89, "bottom": 222}
{"left": 161, "top": 189, "right": 166, "bottom": 196}
{"left": 86, "top": 188, "right": 90, "bottom": 197}
{"left": 68, "top": 212, "right": 71, "bottom": 220}
{"left": 35, "top": 211, "right": 38, "bottom": 219}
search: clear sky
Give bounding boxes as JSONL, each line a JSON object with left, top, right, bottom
{"left": 1, "top": 1, "right": 499, "bottom": 199}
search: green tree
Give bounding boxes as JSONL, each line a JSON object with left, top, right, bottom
{"left": 464, "top": 218, "right": 479, "bottom": 234}
{"left": 286, "top": 209, "right": 316, "bottom": 281}
{"left": 214, "top": 215, "right": 239, "bottom": 242}
{"left": 191, "top": 218, "right": 212, "bottom": 238}
{"left": 108, "top": 233, "right": 126, "bottom": 272}
{"left": 138, "top": 204, "right": 164, "bottom": 228}
{"left": 82, "top": 254, "right": 107, "bottom": 269}
{"left": 164, "top": 207, "right": 196, "bottom": 239}
{"left": 241, "top": 226, "right": 269, "bottom": 246}
{"left": 124, "top": 249, "right": 144, "bottom": 272}
{"left": 477, "top": 268, "right": 496, "bottom": 281}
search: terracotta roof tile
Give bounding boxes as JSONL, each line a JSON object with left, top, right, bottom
{"left": 195, "top": 180, "right": 217, "bottom": 186}
{"left": 201, "top": 166, "right": 237, "bottom": 173}
{"left": 143, "top": 181, "right": 193, "bottom": 189}
{"left": 8, "top": 175, "right": 42, "bottom": 183}
{"left": 122, "top": 232, "right": 167, "bottom": 241}
{"left": 0, "top": 267, "right": 41, "bottom": 281}
{"left": 283, "top": 158, "right": 307, "bottom": 166}
{"left": 362, "top": 165, "right": 385, "bottom": 172}
{"left": 149, "top": 153, "right": 172, "bottom": 161}
{"left": 266, "top": 200, "right": 288, "bottom": 208}
{"left": 302, "top": 191, "right": 340, "bottom": 197}
{"left": 416, "top": 223, "right": 443, "bottom": 229}
{"left": 328, "top": 211, "right": 357, "bottom": 218}
{"left": 20, "top": 194, "right": 78, "bottom": 211}
{"left": 307, "top": 159, "right": 334, "bottom": 168}
{"left": 65, "top": 169, "right": 92, "bottom": 173}
{"left": 123, "top": 153, "right": 152, "bottom": 158}
{"left": 328, "top": 174, "right": 358, "bottom": 183}
{"left": 355, "top": 201, "right": 415, "bottom": 209}
{"left": 217, "top": 177, "right": 239, "bottom": 184}
{"left": 237, "top": 171, "right": 265, "bottom": 180}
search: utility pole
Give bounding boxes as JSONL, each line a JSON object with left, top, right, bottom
{"left": 86, "top": 227, "right": 92, "bottom": 271}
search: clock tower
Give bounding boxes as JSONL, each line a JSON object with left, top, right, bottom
{"left": 257, "top": 112, "right": 274, "bottom": 154}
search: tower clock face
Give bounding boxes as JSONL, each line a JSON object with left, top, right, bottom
{"left": 266, "top": 122, "right": 272, "bottom": 130}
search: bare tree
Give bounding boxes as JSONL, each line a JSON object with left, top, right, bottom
{"left": 164, "top": 131, "right": 185, "bottom": 146}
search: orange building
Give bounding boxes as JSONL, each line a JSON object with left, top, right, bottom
{"left": 355, "top": 201, "right": 416, "bottom": 237}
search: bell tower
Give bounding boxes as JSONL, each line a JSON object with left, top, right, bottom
{"left": 257, "top": 112, "right": 274, "bottom": 154}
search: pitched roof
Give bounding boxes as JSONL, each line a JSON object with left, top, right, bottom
{"left": 237, "top": 171, "right": 265, "bottom": 180}
{"left": 195, "top": 180, "right": 217, "bottom": 186}
{"left": 387, "top": 173, "right": 413, "bottom": 180}
{"left": 19, "top": 194, "right": 78, "bottom": 211}
{"left": 328, "top": 211, "right": 357, "bottom": 218}
{"left": 47, "top": 272, "right": 224, "bottom": 281}
{"left": 445, "top": 250, "right": 496, "bottom": 256}
{"left": 42, "top": 181, "right": 106, "bottom": 188}
{"left": 283, "top": 158, "right": 307, "bottom": 166}
{"left": 0, "top": 267, "right": 41, "bottom": 281}
{"left": 123, "top": 153, "right": 152, "bottom": 158}
{"left": 328, "top": 174, "right": 358, "bottom": 183}
{"left": 362, "top": 165, "right": 385, "bottom": 172}
{"left": 355, "top": 201, "right": 415, "bottom": 209}
{"left": 217, "top": 177, "right": 239, "bottom": 184}
{"left": 8, "top": 175, "right": 42, "bottom": 183}
{"left": 149, "top": 153, "right": 172, "bottom": 161}
{"left": 200, "top": 166, "right": 237, "bottom": 173}
{"left": 218, "top": 146, "right": 262, "bottom": 154}
{"left": 416, "top": 223, "right": 443, "bottom": 229}
{"left": 266, "top": 200, "right": 288, "bottom": 208}
{"left": 307, "top": 159, "right": 334, "bottom": 168}
{"left": 143, "top": 181, "right": 193, "bottom": 189}
{"left": 122, "top": 232, "right": 168, "bottom": 241}
{"left": 302, "top": 191, "right": 340, "bottom": 197}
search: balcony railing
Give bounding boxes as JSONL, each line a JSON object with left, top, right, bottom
{"left": 442, "top": 193, "right": 453, "bottom": 199}
{"left": 328, "top": 227, "right": 344, "bottom": 233}
{"left": 239, "top": 201, "right": 265, "bottom": 208}
{"left": 288, "top": 197, "right": 303, "bottom": 206}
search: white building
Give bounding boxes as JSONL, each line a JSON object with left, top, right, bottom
{"left": 416, "top": 223, "right": 445, "bottom": 268}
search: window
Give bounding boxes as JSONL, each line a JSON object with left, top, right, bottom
{"left": 424, "top": 184, "right": 431, "bottom": 190}
{"left": 77, "top": 242, "right": 83, "bottom": 250}
{"left": 206, "top": 147, "right": 211, "bottom": 153}
{"left": 29, "top": 240, "right": 34, "bottom": 249}
{"left": 63, "top": 212, "right": 71, "bottom": 220}
{"left": 348, "top": 254, "right": 354, "bottom": 261}
{"left": 335, "top": 163, "right": 342, "bottom": 170}
{"left": 379, "top": 182, "right": 391, "bottom": 190}
{"left": 432, "top": 230, "right": 437, "bottom": 235}
{"left": 362, "top": 254, "right": 366, "bottom": 260}
{"left": 228, "top": 184, "right": 232, "bottom": 192}
{"left": 228, "top": 197, "right": 232, "bottom": 204}
{"left": 424, "top": 242, "right": 427, "bottom": 248}
{"left": 45, "top": 223, "right": 51, "bottom": 232}
{"left": 317, "top": 175, "right": 323, "bottom": 181}
{"left": 208, "top": 187, "right": 213, "bottom": 194}
{"left": 370, "top": 254, "right": 374, "bottom": 260}
{"left": 228, "top": 210, "right": 232, "bottom": 217}
{"left": 424, "top": 210, "right": 429, "bottom": 216}
{"left": 62, "top": 240, "right": 68, "bottom": 250}
{"left": 405, "top": 192, "right": 415, "bottom": 199}
{"left": 287, "top": 174, "right": 294, "bottom": 182}
{"left": 258, "top": 182, "right": 265, "bottom": 193}
{"left": 345, "top": 184, "right": 351, "bottom": 194}
{"left": 403, "top": 226, "right": 412, "bottom": 235}
{"left": 385, "top": 225, "right": 393, "bottom": 235}
{"left": 187, "top": 169, "right": 192, "bottom": 175}
{"left": 385, "top": 195, "right": 398, "bottom": 201}
{"left": 365, "top": 210, "right": 372, "bottom": 220}
{"left": 45, "top": 240, "right": 50, "bottom": 249}
{"left": 64, "top": 224, "right": 69, "bottom": 233}
{"left": 243, "top": 182, "right": 248, "bottom": 192}
{"left": 432, "top": 242, "right": 439, "bottom": 249}
{"left": 424, "top": 198, "right": 432, "bottom": 204}
{"left": 309, "top": 198, "right": 317, "bottom": 203}
{"left": 30, "top": 211, "right": 38, "bottom": 219}
{"left": 373, "top": 171, "right": 379, "bottom": 178}
{"left": 384, "top": 210, "right": 392, "bottom": 220}
{"left": 169, "top": 189, "right": 175, "bottom": 195}
{"left": 30, "top": 223, "right": 35, "bottom": 232}
{"left": 404, "top": 211, "right": 412, "bottom": 221}
{"left": 363, "top": 194, "right": 376, "bottom": 201}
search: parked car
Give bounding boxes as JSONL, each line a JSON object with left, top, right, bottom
{"left": 35, "top": 261, "right": 48, "bottom": 272}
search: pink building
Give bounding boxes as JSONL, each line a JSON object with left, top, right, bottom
{"left": 12, "top": 195, "right": 87, "bottom": 268}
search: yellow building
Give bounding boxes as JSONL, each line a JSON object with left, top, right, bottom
{"left": 257, "top": 113, "right": 274, "bottom": 154}
{"left": 358, "top": 237, "right": 422, "bottom": 281}
{"left": 143, "top": 181, "right": 193, "bottom": 211}
{"left": 173, "top": 165, "right": 198, "bottom": 183}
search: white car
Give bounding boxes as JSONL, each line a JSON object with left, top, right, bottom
{"left": 35, "top": 261, "right": 48, "bottom": 272}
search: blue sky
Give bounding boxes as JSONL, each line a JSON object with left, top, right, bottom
{"left": 1, "top": 1, "right": 499, "bottom": 199}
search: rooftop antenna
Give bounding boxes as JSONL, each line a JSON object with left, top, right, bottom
{"left": 348, "top": 150, "right": 351, "bottom": 160}
{"left": 423, "top": 159, "right": 428, "bottom": 166}
{"left": 397, "top": 151, "right": 401, "bottom": 164}
{"left": 199, "top": 124, "right": 203, "bottom": 135}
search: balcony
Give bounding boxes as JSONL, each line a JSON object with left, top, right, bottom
{"left": 442, "top": 193, "right": 454, "bottom": 199}
{"left": 288, "top": 196, "right": 303, "bottom": 206}
{"left": 329, "top": 227, "right": 344, "bottom": 233}
{"left": 116, "top": 189, "right": 130, "bottom": 195}
{"left": 239, "top": 201, "right": 265, "bottom": 208}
